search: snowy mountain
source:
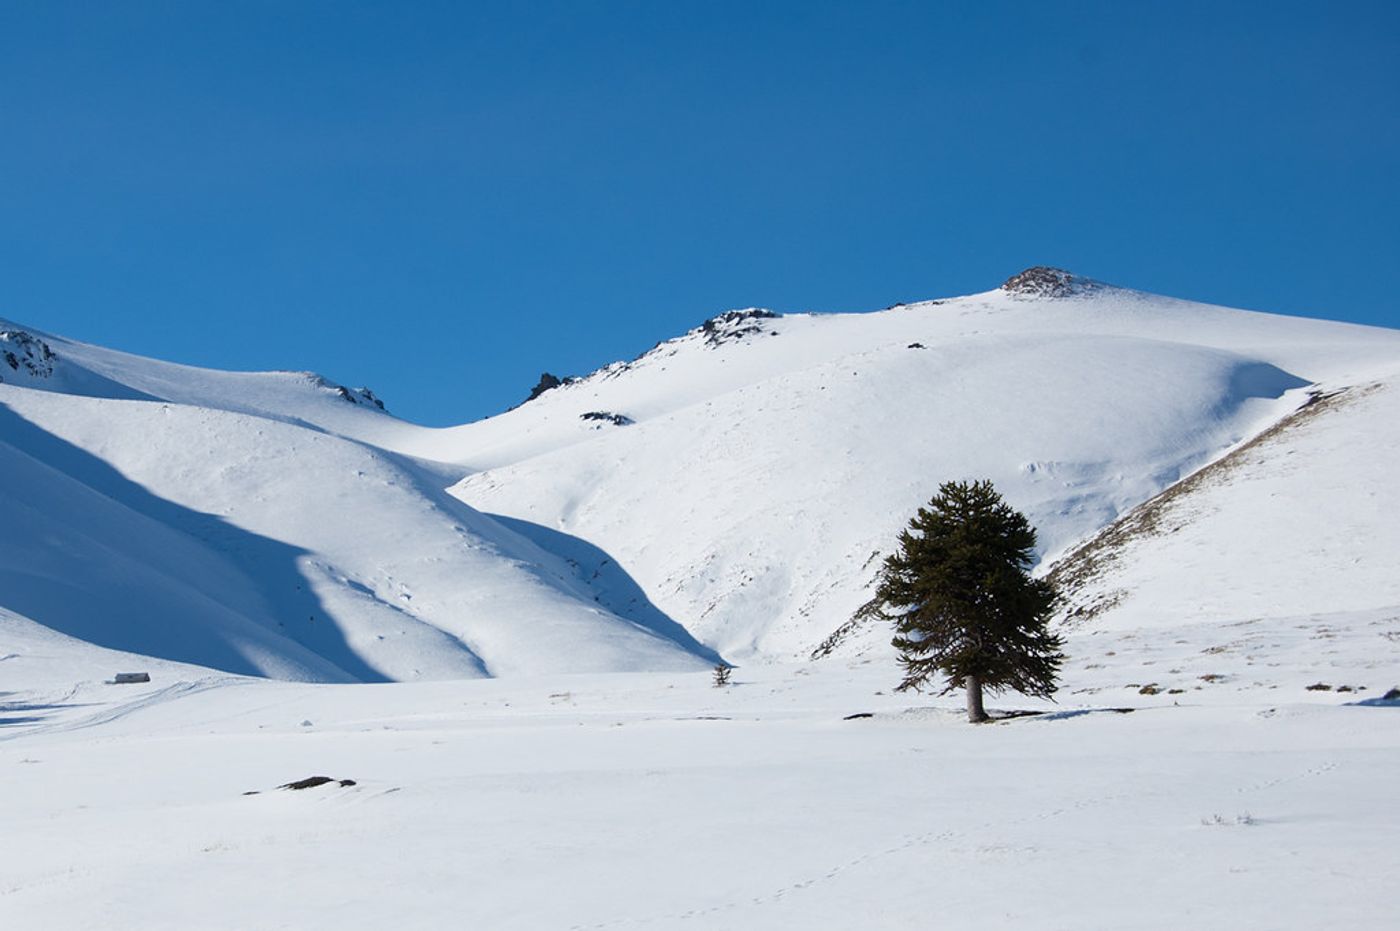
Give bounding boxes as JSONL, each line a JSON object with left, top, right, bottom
{"left": 2, "top": 268, "right": 1398, "bottom": 682}
{"left": 440, "top": 269, "right": 1400, "bottom": 662}
{"left": 1048, "top": 377, "right": 1400, "bottom": 636}
{"left": 5, "top": 269, "right": 1400, "bottom": 931}
{"left": 0, "top": 318, "right": 714, "bottom": 681}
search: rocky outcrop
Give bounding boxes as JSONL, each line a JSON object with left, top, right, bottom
{"left": 306, "top": 373, "right": 388, "bottom": 411}
{"left": 527, "top": 372, "right": 563, "bottom": 402}
{"left": 522, "top": 371, "right": 582, "bottom": 405}
{"left": 580, "top": 411, "right": 633, "bottom": 427}
{"left": 338, "top": 385, "right": 386, "bottom": 411}
{"left": 700, "top": 309, "right": 778, "bottom": 347}
{"left": 0, "top": 330, "right": 57, "bottom": 381}
{"left": 1001, "top": 266, "right": 1100, "bottom": 299}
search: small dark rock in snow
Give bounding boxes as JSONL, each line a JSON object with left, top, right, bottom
{"left": 112, "top": 672, "right": 151, "bottom": 684}
{"left": 580, "top": 411, "right": 634, "bottom": 427}
{"left": 279, "top": 775, "right": 358, "bottom": 791}
{"left": 907, "top": 342, "right": 926, "bottom": 349}
{"left": 258, "top": 776, "right": 358, "bottom": 793}
{"left": 1305, "top": 682, "right": 1333, "bottom": 691}
{"left": 843, "top": 712, "right": 875, "bottom": 720}
{"left": 282, "top": 775, "right": 335, "bottom": 790}
{"left": 1383, "top": 687, "right": 1400, "bottom": 701}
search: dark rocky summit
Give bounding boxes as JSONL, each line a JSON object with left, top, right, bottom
{"left": 523, "top": 371, "right": 581, "bottom": 405}
{"left": 700, "top": 309, "right": 778, "bottom": 347}
{"left": 1001, "top": 266, "right": 1101, "bottom": 299}
{"left": 527, "top": 372, "right": 564, "bottom": 401}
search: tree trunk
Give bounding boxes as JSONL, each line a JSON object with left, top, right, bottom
{"left": 966, "top": 676, "right": 989, "bottom": 723}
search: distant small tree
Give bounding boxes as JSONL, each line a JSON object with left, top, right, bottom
{"left": 862, "top": 479, "right": 1063, "bottom": 722}
{"left": 712, "top": 664, "right": 733, "bottom": 687}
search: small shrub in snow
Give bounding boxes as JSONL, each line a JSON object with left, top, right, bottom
{"left": 712, "top": 664, "right": 733, "bottom": 687}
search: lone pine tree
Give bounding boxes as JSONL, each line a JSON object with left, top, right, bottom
{"left": 864, "top": 479, "right": 1064, "bottom": 723}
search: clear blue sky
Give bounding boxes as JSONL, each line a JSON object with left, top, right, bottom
{"left": 3, "top": 1, "right": 1397, "bottom": 424}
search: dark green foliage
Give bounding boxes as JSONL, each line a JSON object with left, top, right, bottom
{"left": 866, "top": 479, "right": 1064, "bottom": 701}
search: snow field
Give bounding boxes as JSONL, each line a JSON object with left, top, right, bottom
{"left": 2, "top": 653, "right": 1397, "bottom": 930}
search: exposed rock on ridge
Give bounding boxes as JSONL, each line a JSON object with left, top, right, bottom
{"left": 306, "top": 373, "right": 387, "bottom": 410}
{"left": 1001, "top": 266, "right": 1101, "bottom": 299}
{"left": 700, "top": 309, "right": 778, "bottom": 347}
{"left": 0, "top": 329, "right": 57, "bottom": 381}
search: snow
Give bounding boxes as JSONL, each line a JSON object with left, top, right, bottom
{"left": 3, "top": 270, "right": 1400, "bottom": 926}
{"left": 4, "top": 277, "right": 1399, "bottom": 676}
{"left": 0, "top": 343, "right": 712, "bottom": 681}
{"left": 1053, "top": 376, "right": 1400, "bottom": 630}
{"left": 444, "top": 285, "right": 1400, "bottom": 661}
{"left": 2, "top": 646, "right": 1397, "bottom": 930}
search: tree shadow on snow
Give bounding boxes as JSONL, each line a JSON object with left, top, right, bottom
{"left": 0, "top": 698, "right": 97, "bottom": 729}
{"left": 1016, "top": 708, "right": 1135, "bottom": 722}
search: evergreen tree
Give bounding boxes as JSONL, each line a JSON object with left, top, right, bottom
{"left": 863, "top": 479, "right": 1064, "bottom": 722}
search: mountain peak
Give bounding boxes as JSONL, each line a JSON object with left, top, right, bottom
{"left": 699, "top": 308, "right": 779, "bottom": 347}
{"left": 0, "top": 328, "right": 58, "bottom": 382}
{"left": 1001, "top": 266, "right": 1102, "bottom": 299}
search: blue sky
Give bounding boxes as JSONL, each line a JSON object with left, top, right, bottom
{"left": 3, "top": 1, "right": 1397, "bottom": 424}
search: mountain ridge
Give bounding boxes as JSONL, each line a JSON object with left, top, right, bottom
{"left": 3, "top": 269, "right": 1398, "bottom": 678}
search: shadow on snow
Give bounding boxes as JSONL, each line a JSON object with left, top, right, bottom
{"left": 485, "top": 512, "right": 724, "bottom": 666}
{"left": 0, "top": 403, "right": 388, "bottom": 682}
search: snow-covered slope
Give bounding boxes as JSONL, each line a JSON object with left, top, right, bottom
{"left": 443, "top": 270, "right": 1400, "bottom": 660}
{"left": 5, "top": 269, "right": 1399, "bottom": 931}
{"left": 3, "top": 268, "right": 1398, "bottom": 679}
{"left": 1050, "top": 374, "right": 1400, "bottom": 632}
{"left": 1, "top": 317, "right": 403, "bottom": 441}
{"left": 0, "top": 321, "right": 713, "bottom": 681}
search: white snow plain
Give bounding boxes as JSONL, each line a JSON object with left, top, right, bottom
{"left": 2, "top": 633, "right": 1397, "bottom": 930}
{"left": 2, "top": 271, "right": 1399, "bottom": 928}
